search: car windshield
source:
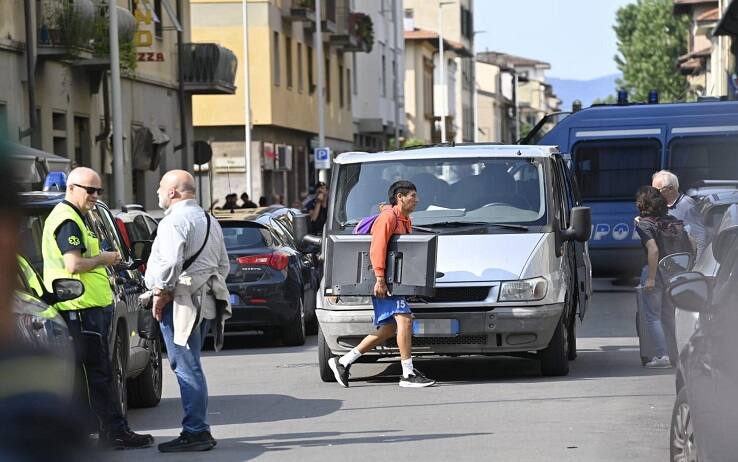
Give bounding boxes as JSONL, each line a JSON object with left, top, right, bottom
{"left": 221, "top": 223, "right": 273, "bottom": 249}
{"left": 333, "top": 157, "right": 547, "bottom": 228}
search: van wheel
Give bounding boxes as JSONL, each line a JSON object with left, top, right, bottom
{"left": 539, "top": 317, "right": 570, "bottom": 376}
{"left": 567, "top": 313, "right": 577, "bottom": 361}
{"left": 318, "top": 326, "right": 336, "bottom": 382}
{"left": 304, "top": 288, "right": 318, "bottom": 335}
{"left": 282, "top": 298, "right": 306, "bottom": 346}
{"left": 127, "top": 337, "right": 162, "bottom": 408}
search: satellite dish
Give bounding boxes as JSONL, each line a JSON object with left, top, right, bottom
{"left": 193, "top": 141, "right": 212, "bottom": 166}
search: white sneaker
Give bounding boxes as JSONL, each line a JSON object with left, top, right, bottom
{"left": 645, "top": 356, "right": 671, "bottom": 368}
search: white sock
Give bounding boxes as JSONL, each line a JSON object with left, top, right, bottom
{"left": 401, "top": 358, "right": 414, "bottom": 378}
{"left": 339, "top": 348, "right": 362, "bottom": 367}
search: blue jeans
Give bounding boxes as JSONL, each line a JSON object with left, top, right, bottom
{"left": 159, "top": 303, "right": 211, "bottom": 434}
{"left": 638, "top": 266, "right": 667, "bottom": 358}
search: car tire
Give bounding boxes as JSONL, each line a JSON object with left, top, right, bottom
{"left": 127, "top": 337, "right": 163, "bottom": 408}
{"left": 670, "top": 388, "right": 698, "bottom": 461}
{"left": 282, "top": 298, "right": 306, "bottom": 346}
{"left": 318, "top": 325, "right": 336, "bottom": 382}
{"left": 111, "top": 328, "right": 128, "bottom": 416}
{"left": 567, "top": 312, "right": 577, "bottom": 361}
{"left": 539, "top": 316, "right": 570, "bottom": 376}
{"left": 304, "top": 288, "right": 318, "bottom": 335}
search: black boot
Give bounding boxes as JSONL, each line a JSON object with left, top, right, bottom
{"left": 101, "top": 429, "right": 155, "bottom": 450}
{"left": 158, "top": 431, "right": 217, "bottom": 453}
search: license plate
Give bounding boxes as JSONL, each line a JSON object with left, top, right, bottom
{"left": 229, "top": 293, "right": 240, "bottom": 305}
{"left": 412, "top": 319, "right": 459, "bottom": 337}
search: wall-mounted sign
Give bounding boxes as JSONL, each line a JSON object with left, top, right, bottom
{"left": 133, "top": 0, "right": 165, "bottom": 62}
{"left": 263, "top": 142, "right": 275, "bottom": 170}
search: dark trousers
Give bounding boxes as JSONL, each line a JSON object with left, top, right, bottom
{"left": 61, "top": 305, "right": 127, "bottom": 435}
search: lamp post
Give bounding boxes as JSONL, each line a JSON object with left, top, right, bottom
{"left": 109, "top": 1, "right": 124, "bottom": 206}
{"left": 242, "top": 0, "right": 253, "bottom": 197}
{"left": 316, "top": 0, "right": 327, "bottom": 183}
{"left": 472, "top": 30, "right": 486, "bottom": 143}
{"left": 438, "top": 1, "right": 453, "bottom": 143}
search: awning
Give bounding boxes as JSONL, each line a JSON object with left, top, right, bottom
{"left": 714, "top": 0, "right": 738, "bottom": 37}
{"left": 132, "top": 125, "right": 171, "bottom": 171}
{"left": 6, "top": 143, "right": 71, "bottom": 187}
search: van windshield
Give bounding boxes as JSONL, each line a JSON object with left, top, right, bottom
{"left": 333, "top": 157, "right": 547, "bottom": 228}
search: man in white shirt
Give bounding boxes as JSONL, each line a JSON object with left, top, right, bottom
{"left": 652, "top": 170, "right": 706, "bottom": 261}
{"left": 145, "top": 170, "right": 231, "bottom": 453}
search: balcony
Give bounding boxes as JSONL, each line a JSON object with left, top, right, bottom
{"left": 37, "top": 0, "right": 96, "bottom": 59}
{"left": 284, "top": 0, "right": 317, "bottom": 23}
{"left": 329, "top": 11, "right": 373, "bottom": 53}
{"left": 182, "top": 43, "right": 238, "bottom": 95}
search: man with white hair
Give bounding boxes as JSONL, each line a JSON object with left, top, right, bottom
{"left": 40, "top": 167, "right": 154, "bottom": 449}
{"left": 145, "top": 170, "right": 231, "bottom": 453}
{"left": 651, "top": 170, "right": 706, "bottom": 261}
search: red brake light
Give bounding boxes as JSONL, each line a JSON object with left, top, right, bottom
{"left": 236, "top": 252, "right": 289, "bottom": 271}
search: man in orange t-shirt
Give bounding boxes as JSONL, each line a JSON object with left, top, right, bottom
{"left": 329, "top": 180, "right": 435, "bottom": 388}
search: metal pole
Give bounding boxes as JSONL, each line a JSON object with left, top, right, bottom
{"left": 242, "top": 0, "right": 253, "bottom": 197}
{"left": 392, "top": 0, "right": 400, "bottom": 149}
{"left": 22, "top": 0, "right": 38, "bottom": 142}
{"left": 513, "top": 70, "right": 519, "bottom": 142}
{"left": 109, "top": 1, "right": 125, "bottom": 206}
{"left": 316, "top": 0, "right": 327, "bottom": 183}
{"left": 176, "top": 0, "right": 188, "bottom": 162}
{"left": 438, "top": 6, "right": 446, "bottom": 143}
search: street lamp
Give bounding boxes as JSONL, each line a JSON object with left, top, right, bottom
{"left": 438, "top": 1, "right": 453, "bottom": 143}
{"left": 242, "top": 0, "right": 253, "bottom": 197}
{"left": 472, "top": 30, "right": 486, "bottom": 143}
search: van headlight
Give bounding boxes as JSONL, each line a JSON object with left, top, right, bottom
{"left": 498, "top": 277, "right": 548, "bottom": 302}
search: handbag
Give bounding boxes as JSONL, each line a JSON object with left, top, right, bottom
{"left": 137, "top": 213, "right": 211, "bottom": 340}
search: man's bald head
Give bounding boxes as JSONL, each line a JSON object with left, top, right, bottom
{"left": 157, "top": 170, "right": 197, "bottom": 210}
{"left": 66, "top": 167, "right": 102, "bottom": 213}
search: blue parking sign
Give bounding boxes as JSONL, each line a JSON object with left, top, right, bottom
{"left": 314, "top": 147, "right": 331, "bottom": 170}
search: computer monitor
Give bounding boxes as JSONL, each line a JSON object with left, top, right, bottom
{"left": 324, "top": 234, "right": 438, "bottom": 296}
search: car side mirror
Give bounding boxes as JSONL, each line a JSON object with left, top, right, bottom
{"left": 562, "top": 207, "right": 592, "bottom": 243}
{"left": 666, "top": 271, "right": 711, "bottom": 313}
{"left": 131, "top": 240, "right": 153, "bottom": 262}
{"left": 51, "top": 278, "right": 85, "bottom": 302}
{"left": 293, "top": 212, "right": 322, "bottom": 250}
{"left": 659, "top": 252, "right": 692, "bottom": 277}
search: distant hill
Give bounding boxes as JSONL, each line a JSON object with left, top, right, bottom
{"left": 547, "top": 73, "right": 621, "bottom": 111}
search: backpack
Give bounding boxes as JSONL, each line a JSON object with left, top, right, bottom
{"left": 643, "top": 217, "right": 693, "bottom": 258}
{"left": 352, "top": 207, "right": 395, "bottom": 235}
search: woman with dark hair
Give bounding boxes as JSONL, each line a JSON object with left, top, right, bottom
{"left": 634, "top": 185, "right": 689, "bottom": 369}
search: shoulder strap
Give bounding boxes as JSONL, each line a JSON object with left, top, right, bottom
{"left": 182, "top": 213, "right": 211, "bottom": 272}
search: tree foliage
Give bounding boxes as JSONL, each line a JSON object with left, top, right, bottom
{"left": 614, "top": 0, "right": 690, "bottom": 102}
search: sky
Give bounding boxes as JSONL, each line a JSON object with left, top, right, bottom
{"left": 474, "top": 0, "right": 635, "bottom": 80}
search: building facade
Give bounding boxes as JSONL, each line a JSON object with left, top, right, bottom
{"left": 352, "top": 0, "right": 405, "bottom": 152}
{"left": 0, "top": 0, "right": 232, "bottom": 209}
{"left": 474, "top": 57, "right": 513, "bottom": 143}
{"left": 192, "top": 0, "right": 370, "bottom": 207}
{"left": 403, "top": 0, "right": 473, "bottom": 143}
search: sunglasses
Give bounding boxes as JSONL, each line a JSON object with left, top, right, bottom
{"left": 73, "top": 184, "right": 104, "bottom": 195}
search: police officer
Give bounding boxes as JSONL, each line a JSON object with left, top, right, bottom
{"left": 41, "top": 167, "right": 153, "bottom": 449}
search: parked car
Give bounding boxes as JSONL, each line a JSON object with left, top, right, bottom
{"left": 214, "top": 208, "right": 320, "bottom": 345}
{"left": 309, "top": 145, "right": 592, "bottom": 379}
{"left": 18, "top": 191, "right": 162, "bottom": 411}
{"left": 112, "top": 204, "right": 159, "bottom": 268}
{"left": 665, "top": 204, "right": 738, "bottom": 461}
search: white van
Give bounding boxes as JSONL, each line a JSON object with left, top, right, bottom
{"left": 309, "top": 145, "right": 592, "bottom": 377}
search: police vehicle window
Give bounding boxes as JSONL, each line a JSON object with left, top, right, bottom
{"left": 221, "top": 222, "right": 272, "bottom": 250}
{"left": 93, "top": 206, "right": 129, "bottom": 260}
{"left": 19, "top": 214, "right": 46, "bottom": 273}
{"left": 334, "top": 157, "right": 548, "bottom": 228}
{"left": 573, "top": 139, "right": 661, "bottom": 201}
{"left": 668, "top": 135, "right": 738, "bottom": 191}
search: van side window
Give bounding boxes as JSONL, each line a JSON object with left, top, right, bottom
{"left": 573, "top": 139, "right": 661, "bottom": 201}
{"left": 668, "top": 135, "right": 738, "bottom": 191}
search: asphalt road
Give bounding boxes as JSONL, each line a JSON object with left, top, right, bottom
{"left": 111, "top": 280, "right": 674, "bottom": 462}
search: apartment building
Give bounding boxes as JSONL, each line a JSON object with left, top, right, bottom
{"left": 403, "top": 0, "right": 473, "bottom": 142}
{"left": 675, "top": 0, "right": 738, "bottom": 98}
{"left": 0, "top": 0, "right": 234, "bottom": 209}
{"left": 192, "top": 0, "right": 368, "bottom": 207}
{"left": 474, "top": 56, "right": 513, "bottom": 143}
{"left": 352, "top": 0, "right": 405, "bottom": 152}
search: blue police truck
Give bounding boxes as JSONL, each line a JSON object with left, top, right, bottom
{"left": 536, "top": 99, "right": 738, "bottom": 276}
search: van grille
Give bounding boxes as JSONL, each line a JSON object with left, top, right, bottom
{"left": 414, "top": 287, "right": 492, "bottom": 303}
{"left": 387, "top": 335, "right": 488, "bottom": 346}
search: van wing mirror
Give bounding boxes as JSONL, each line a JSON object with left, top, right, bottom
{"left": 51, "top": 278, "right": 85, "bottom": 303}
{"left": 562, "top": 207, "right": 591, "bottom": 243}
{"left": 659, "top": 253, "right": 692, "bottom": 277}
{"left": 666, "top": 272, "right": 711, "bottom": 313}
{"left": 293, "top": 212, "right": 321, "bottom": 250}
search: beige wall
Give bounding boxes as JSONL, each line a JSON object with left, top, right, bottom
{"left": 404, "top": 40, "right": 436, "bottom": 144}
{"left": 191, "top": 0, "right": 354, "bottom": 143}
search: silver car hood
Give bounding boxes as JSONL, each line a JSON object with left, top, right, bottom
{"left": 435, "top": 233, "right": 545, "bottom": 283}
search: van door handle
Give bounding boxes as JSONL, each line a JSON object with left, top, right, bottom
{"left": 435, "top": 272, "right": 445, "bottom": 278}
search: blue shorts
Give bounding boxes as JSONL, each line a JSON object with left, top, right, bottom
{"left": 372, "top": 296, "right": 412, "bottom": 327}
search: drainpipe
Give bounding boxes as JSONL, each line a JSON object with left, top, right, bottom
{"left": 21, "top": 0, "right": 38, "bottom": 143}
{"left": 174, "top": 0, "right": 189, "bottom": 165}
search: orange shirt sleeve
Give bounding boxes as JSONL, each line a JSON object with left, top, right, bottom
{"left": 369, "top": 210, "right": 396, "bottom": 277}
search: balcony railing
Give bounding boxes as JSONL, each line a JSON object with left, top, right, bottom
{"left": 329, "top": 11, "right": 373, "bottom": 53}
{"left": 37, "top": 0, "right": 96, "bottom": 57}
{"left": 182, "top": 43, "right": 237, "bottom": 95}
{"left": 284, "top": 0, "right": 317, "bottom": 22}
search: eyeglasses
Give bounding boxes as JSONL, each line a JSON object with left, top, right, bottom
{"left": 73, "top": 184, "right": 104, "bottom": 195}
{"left": 658, "top": 185, "right": 674, "bottom": 193}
